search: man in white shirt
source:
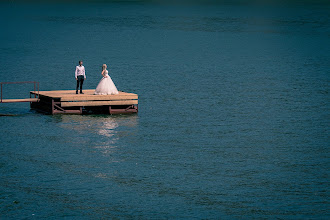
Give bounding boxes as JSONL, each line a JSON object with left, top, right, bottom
{"left": 75, "top": 60, "right": 86, "bottom": 94}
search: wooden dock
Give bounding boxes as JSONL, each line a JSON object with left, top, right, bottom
{"left": 30, "top": 89, "right": 138, "bottom": 115}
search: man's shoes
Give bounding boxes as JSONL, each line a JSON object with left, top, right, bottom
{"left": 76, "top": 91, "right": 78, "bottom": 94}
{"left": 80, "top": 92, "right": 84, "bottom": 94}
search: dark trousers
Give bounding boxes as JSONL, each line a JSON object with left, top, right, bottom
{"left": 76, "top": 75, "right": 84, "bottom": 93}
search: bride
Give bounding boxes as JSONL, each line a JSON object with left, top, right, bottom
{"left": 94, "top": 64, "right": 119, "bottom": 95}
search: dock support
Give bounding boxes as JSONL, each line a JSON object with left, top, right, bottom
{"left": 51, "top": 99, "right": 54, "bottom": 115}
{"left": 108, "top": 104, "right": 138, "bottom": 114}
{"left": 54, "top": 103, "right": 65, "bottom": 112}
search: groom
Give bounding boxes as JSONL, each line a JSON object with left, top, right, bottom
{"left": 75, "top": 60, "right": 86, "bottom": 94}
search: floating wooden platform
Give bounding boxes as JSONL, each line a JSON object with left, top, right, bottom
{"left": 30, "top": 89, "right": 138, "bottom": 115}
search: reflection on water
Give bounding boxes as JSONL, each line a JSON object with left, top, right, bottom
{"left": 96, "top": 117, "right": 118, "bottom": 137}
{"left": 52, "top": 114, "right": 138, "bottom": 156}
{"left": 54, "top": 114, "right": 138, "bottom": 134}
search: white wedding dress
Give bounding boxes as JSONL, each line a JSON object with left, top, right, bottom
{"left": 94, "top": 70, "right": 119, "bottom": 95}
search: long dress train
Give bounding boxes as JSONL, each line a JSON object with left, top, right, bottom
{"left": 94, "top": 70, "right": 119, "bottom": 95}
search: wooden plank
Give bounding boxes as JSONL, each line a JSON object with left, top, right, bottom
{"left": 60, "top": 94, "right": 138, "bottom": 101}
{"left": 30, "top": 90, "right": 138, "bottom": 100}
{"left": 1, "top": 98, "right": 39, "bottom": 103}
{"left": 61, "top": 100, "right": 138, "bottom": 107}
{"left": 37, "top": 90, "right": 134, "bottom": 96}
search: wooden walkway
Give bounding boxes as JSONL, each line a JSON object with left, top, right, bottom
{"left": 0, "top": 98, "right": 39, "bottom": 103}
{"left": 1, "top": 81, "right": 40, "bottom": 104}
{"left": 30, "top": 89, "right": 138, "bottom": 114}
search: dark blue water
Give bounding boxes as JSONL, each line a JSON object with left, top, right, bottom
{"left": 1, "top": 1, "right": 329, "bottom": 219}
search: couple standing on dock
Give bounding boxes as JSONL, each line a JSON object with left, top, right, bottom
{"left": 75, "top": 60, "right": 119, "bottom": 95}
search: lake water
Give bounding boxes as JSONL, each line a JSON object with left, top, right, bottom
{"left": 0, "top": 1, "right": 329, "bottom": 219}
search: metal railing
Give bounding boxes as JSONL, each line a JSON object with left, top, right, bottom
{"left": 0, "top": 81, "right": 39, "bottom": 103}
